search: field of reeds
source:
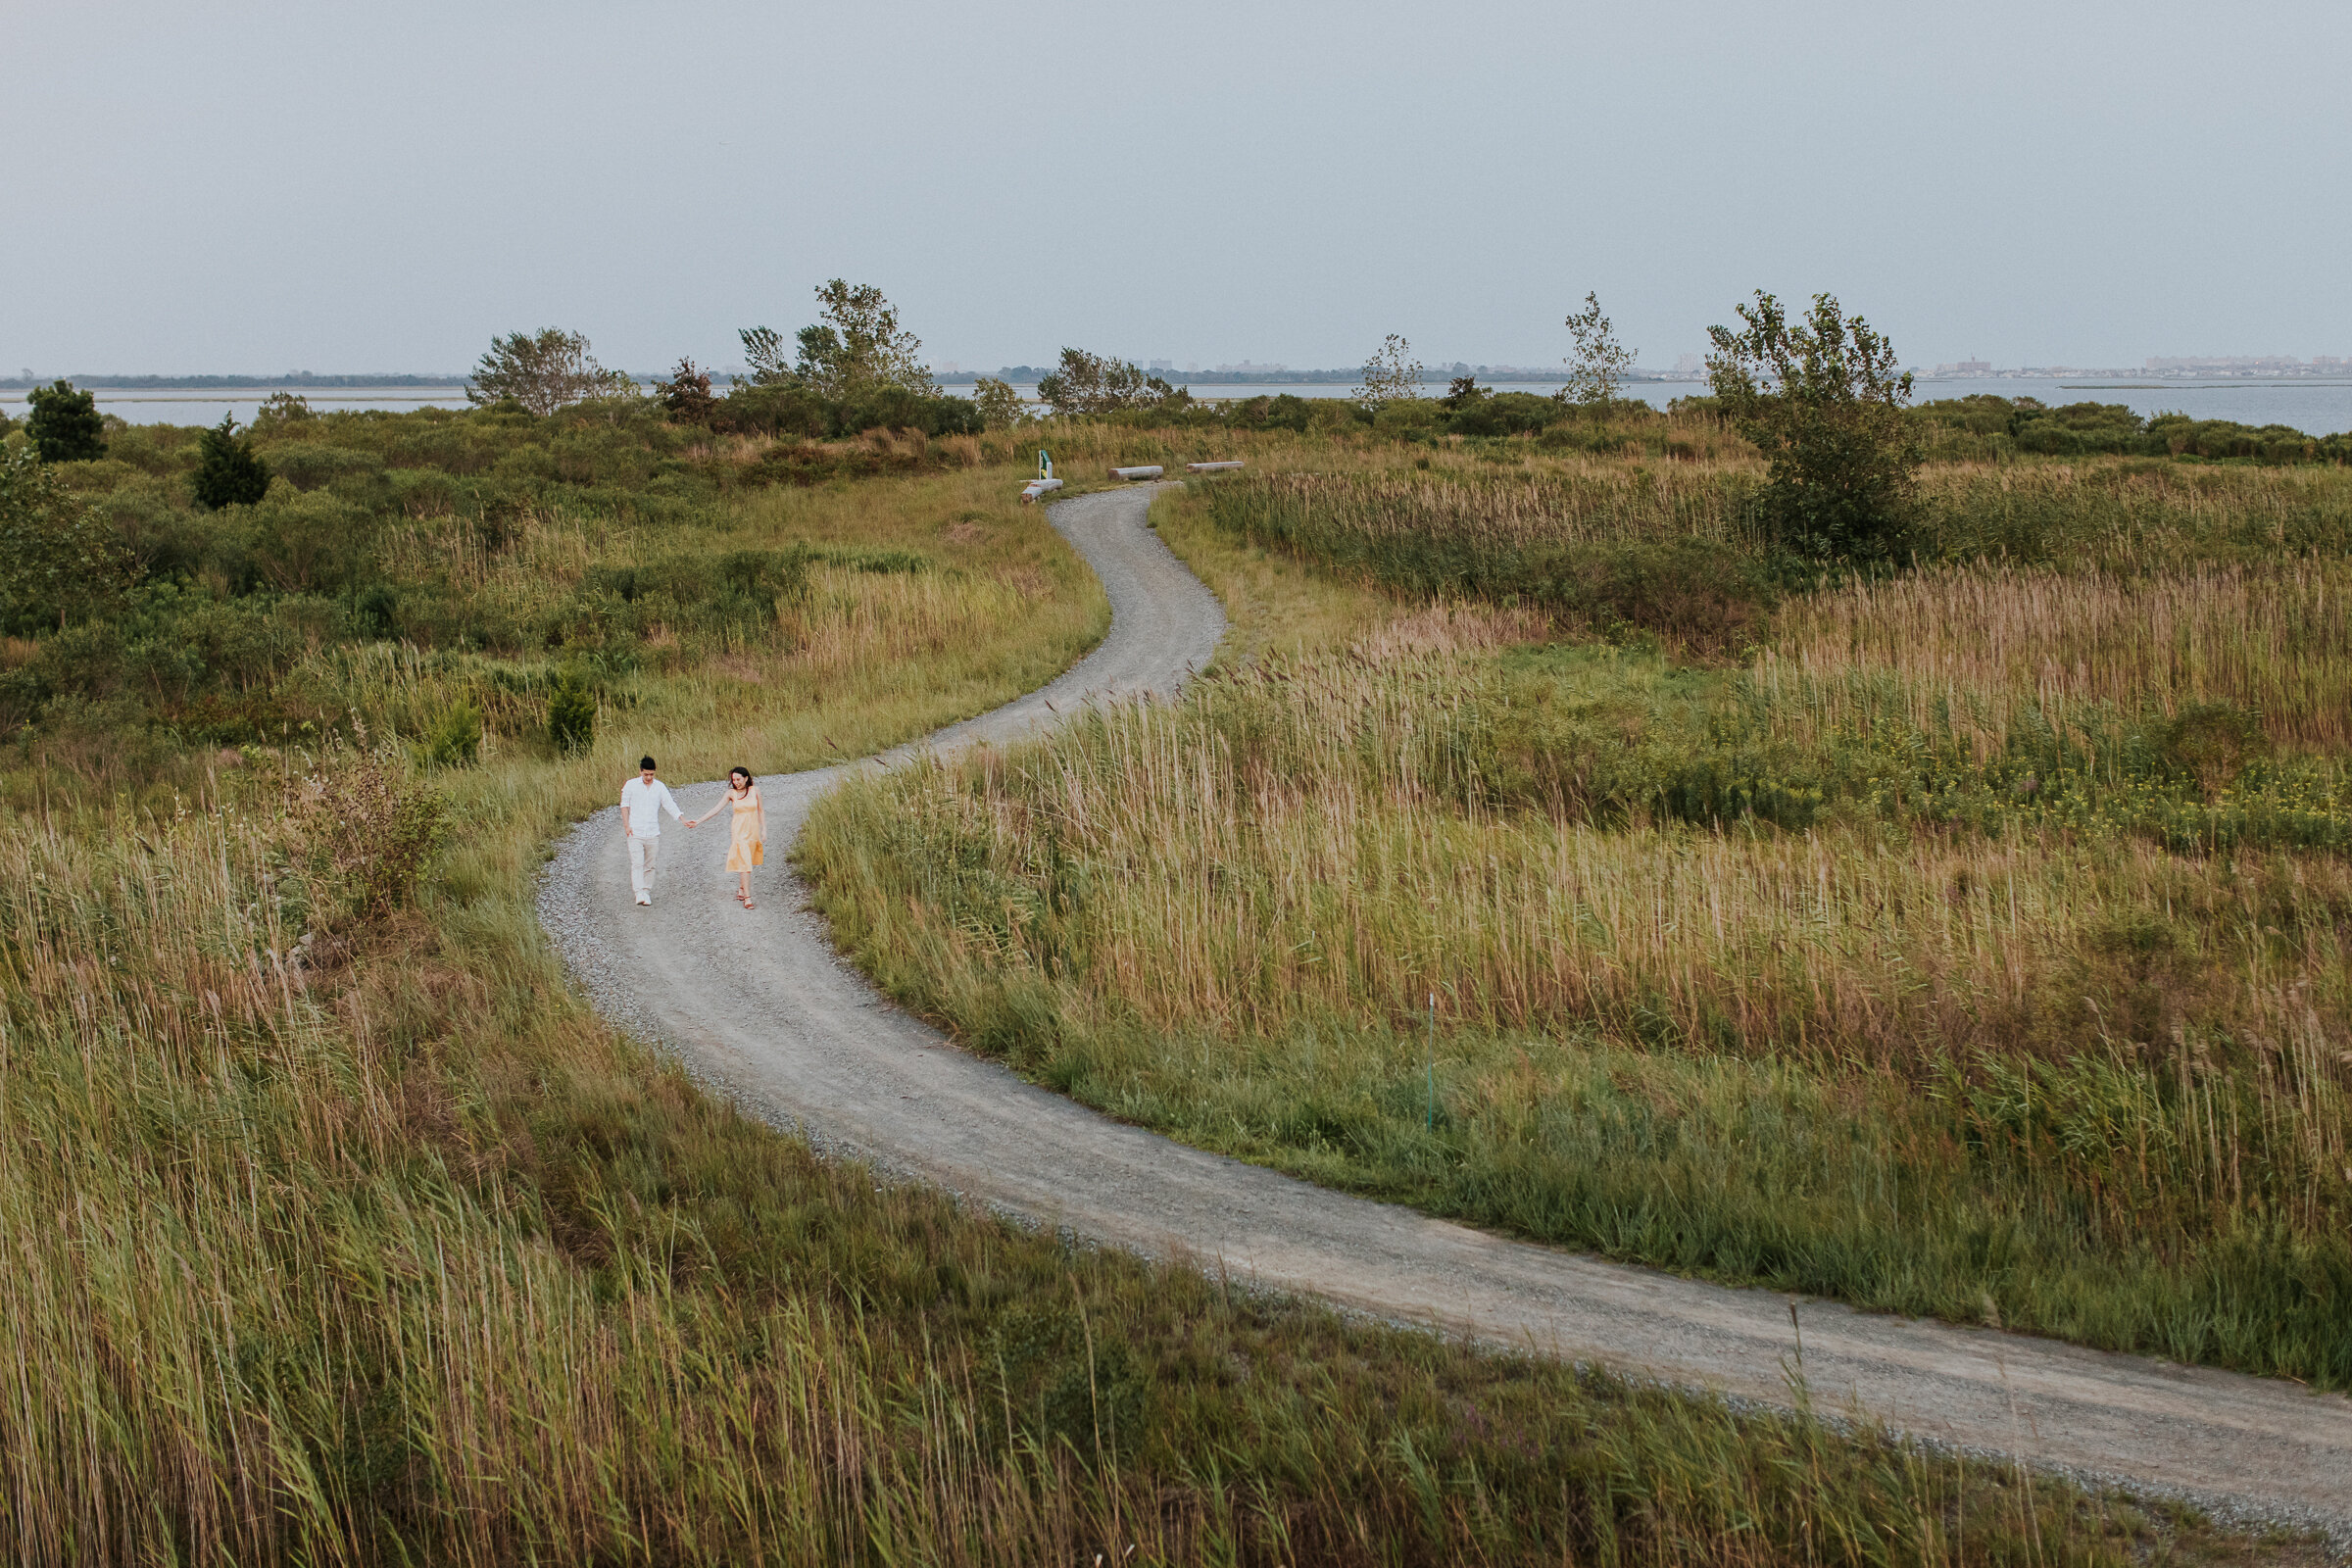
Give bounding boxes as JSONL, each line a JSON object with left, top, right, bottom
{"left": 1, "top": 406, "right": 2251, "bottom": 1562}
{"left": 19, "top": 780, "right": 2139, "bottom": 1564}
{"left": 803, "top": 458, "right": 2352, "bottom": 1391}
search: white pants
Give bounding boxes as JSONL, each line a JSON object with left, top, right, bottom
{"left": 627, "top": 835, "right": 661, "bottom": 900}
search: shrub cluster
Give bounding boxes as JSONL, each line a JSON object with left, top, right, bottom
{"left": 1205, "top": 469, "right": 1777, "bottom": 657}
{"left": 0, "top": 399, "right": 929, "bottom": 746}
{"left": 691, "top": 380, "right": 983, "bottom": 440}
{"left": 292, "top": 736, "right": 450, "bottom": 918}
{"left": 1916, "top": 394, "right": 2352, "bottom": 464}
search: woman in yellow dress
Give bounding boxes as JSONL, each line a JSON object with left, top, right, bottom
{"left": 686, "top": 767, "right": 766, "bottom": 908}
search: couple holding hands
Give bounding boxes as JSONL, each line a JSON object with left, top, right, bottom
{"left": 618, "top": 756, "right": 766, "bottom": 909}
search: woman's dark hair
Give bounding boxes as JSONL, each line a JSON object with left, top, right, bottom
{"left": 730, "top": 766, "right": 754, "bottom": 787}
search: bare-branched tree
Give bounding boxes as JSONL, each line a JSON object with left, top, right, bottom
{"left": 1353, "top": 334, "right": 1424, "bottom": 408}
{"left": 1559, "top": 292, "right": 1636, "bottom": 415}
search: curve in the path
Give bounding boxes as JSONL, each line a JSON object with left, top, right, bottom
{"left": 540, "top": 484, "right": 2352, "bottom": 1536}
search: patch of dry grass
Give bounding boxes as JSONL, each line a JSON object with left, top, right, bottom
{"left": 1762, "top": 558, "right": 2352, "bottom": 755}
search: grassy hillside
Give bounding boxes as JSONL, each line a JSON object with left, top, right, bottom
{"left": 803, "top": 447, "right": 2352, "bottom": 1389}
{"left": 0, "top": 405, "right": 2266, "bottom": 1561}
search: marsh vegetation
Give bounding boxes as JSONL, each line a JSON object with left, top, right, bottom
{"left": 1, "top": 389, "right": 2270, "bottom": 1560}
{"left": 805, "top": 441, "right": 2352, "bottom": 1390}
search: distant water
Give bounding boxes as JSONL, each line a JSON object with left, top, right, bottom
{"left": 17, "top": 374, "right": 2352, "bottom": 438}
{"left": 1907, "top": 376, "right": 2352, "bottom": 435}
{"left": 0, "top": 385, "right": 472, "bottom": 427}
{"left": 1109, "top": 376, "right": 2352, "bottom": 436}
{"left": 957, "top": 375, "right": 2352, "bottom": 436}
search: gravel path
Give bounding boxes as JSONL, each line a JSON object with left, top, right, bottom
{"left": 540, "top": 484, "right": 2352, "bottom": 1538}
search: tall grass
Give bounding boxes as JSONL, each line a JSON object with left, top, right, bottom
{"left": 803, "top": 470, "right": 2352, "bottom": 1387}
{"left": 1199, "top": 460, "right": 2352, "bottom": 662}
{"left": 0, "top": 448, "right": 2207, "bottom": 1563}
{"left": 1759, "top": 557, "right": 2352, "bottom": 755}
{"left": 1915, "top": 460, "right": 2352, "bottom": 566}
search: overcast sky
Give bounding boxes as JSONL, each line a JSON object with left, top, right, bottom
{"left": 7, "top": 0, "right": 2348, "bottom": 376}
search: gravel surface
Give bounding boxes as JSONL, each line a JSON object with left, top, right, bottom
{"left": 540, "top": 484, "right": 2352, "bottom": 1543}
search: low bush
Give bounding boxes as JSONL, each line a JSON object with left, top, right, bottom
{"left": 711, "top": 381, "right": 982, "bottom": 440}
{"left": 1914, "top": 394, "right": 2352, "bottom": 466}
{"left": 418, "top": 700, "right": 483, "bottom": 768}
{"left": 293, "top": 738, "right": 449, "bottom": 918}
{"left": 1205, "top": 468, "right": 1776, "bottom": 657}
{"left": 545, "top": 668, "right": 595, "bottom": 754}
{"left": 191, "top": 416, "right": 272, "bottom": 509}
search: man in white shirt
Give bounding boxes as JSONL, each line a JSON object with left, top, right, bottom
{"left": 619, "top": 756, "right": 685, "bottom": 906}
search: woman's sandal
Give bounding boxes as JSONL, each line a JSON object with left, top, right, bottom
{"left": 742, "top": 900, "right": 756, "bottom": 909}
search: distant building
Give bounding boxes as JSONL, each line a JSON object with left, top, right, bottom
{"left": 1148, "top": 360, "right": 1173, "bottom": 371}
{"left": 1674, "top": 353, "right": 1704, "bottom": 375}
{"left": 2146, "top": 355, "right": 2309, "bottom": 373}
{"left": 1934, "top": 359, "right": 1993, "bottom": 375}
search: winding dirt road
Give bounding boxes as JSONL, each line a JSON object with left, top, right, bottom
{"left": 540, "top": 485, "right": 2352, "bottom": 1535}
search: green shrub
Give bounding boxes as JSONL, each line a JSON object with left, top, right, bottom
{"left": 245, "top": 489, "right": 378, "bottom": 594}
{"left": 418, "top": 700, "right": 483, "bottom": 768}
{"left": 713, "top": 382, "right": 981, "bottom": 440}
{"left": 295, "top": 740, "right": 449, "bottom": 917}
{"left": 546, "top": 669, "right": 596, "bottom": 755}
{"left": 719, "top": 545, "right": 811, "bottom": 605}
{"left": 25, "top": 380, "right": 106, "bottom": 464}
{"left": 1530, "top": 537, "right": 1776, "bottom": 655}
{"left": 191, "top": 416, "right": 272, "bottom": 510}
{"left": 715, "top": 382, "right": 829, "bottom": 438}
{"left": 268, "top": 444, "right": 379, "bottom": 492}
{"left": 1708, "top": 292, "right": 1921, "bottom": 565}
{"left": 2148, "top": 702, "right": 2271, "bottom": 797}
{"left": 0, "top": 446, "right": 142, "bottom": 632}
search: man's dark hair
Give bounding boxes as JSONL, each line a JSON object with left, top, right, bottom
{"left": 640, "top": 756, "right": 657, "bottom": 771}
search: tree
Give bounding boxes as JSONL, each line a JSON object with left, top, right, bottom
{"left": 1707, "top": 291, "right": 1920, "bottom": 565}
{"left": 736, "top": 326, "right": 793, "bottom": 386}
{"left": 191, "top": 416, "right": 272, "bottom": 509}
{"left": 253, "top": 391, "right": 313, "bottom": 430}
{"left": 655, "top": 358, "right": 717, "bottom": 423}
{"left": 1559, "top": 291, "right": 1635, "bottom": 415}
{"left": 971, "top": 376, "right": 1029, "bottom": 429}
{"left": 466, "top": 328, "right": 637, "bottom": 416}
{"left": 24, "top": 380, "right": 106, "bottom": 463}
{"left": 738, "top": 280, "right": 937, "bottom": 399}
{"left": 1440, "top": 374, "right": 1491, "bottom": 413}
{"left": 0, "top": 445, "right": 139, "bottom": 630}
{"left": 1035, "top": 349, "right": 1178, "bottom": 416}
{"left": 1353, "top": 334, "right": 1424, "bottom": 408}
